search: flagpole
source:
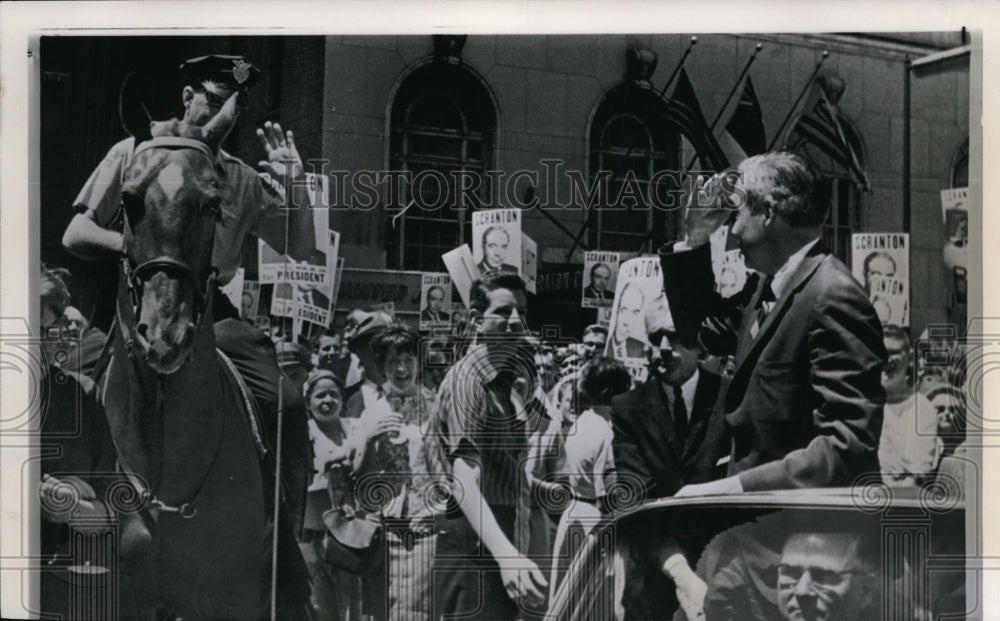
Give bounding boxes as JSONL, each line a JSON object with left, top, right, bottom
{"left": 682, "top": 43, "right": 763, "bottom": 171}
{"left": 767, "top": 50, "right": 829, "bottom": 151}
{"left": 658, "top": 36, "right": 698, "bottom": 99}
{"left": 819, "top": 94, "right": 870, "bottom": 191}
{"left": 709, "top": 43, "right": 763, "bottom": 132}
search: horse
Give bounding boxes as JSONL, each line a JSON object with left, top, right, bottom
{"left": 99, "top": 92, "right": 279, "bottom": 621}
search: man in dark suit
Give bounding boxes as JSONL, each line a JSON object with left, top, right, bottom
{"left": 611, "top": 293, "right": 729, "bottom": 621}
{"left": 420, "top": 284, "right": 451, "bottom": 323}
{"left": 611, "top": 294, "right": 729, "bottom": 503}
{"left": 663, "top": 151, "right": 886, "bottom": 496}
{"left": 583, "top": 262, "right": 613, "bottom": 301}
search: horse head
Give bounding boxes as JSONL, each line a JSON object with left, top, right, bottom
{"left": 119, "top": 90, "right": 239, "bottom": 374}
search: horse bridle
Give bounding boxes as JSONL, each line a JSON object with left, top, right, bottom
{"left": 119, "top": 137, "right": 220, "bottom": 328}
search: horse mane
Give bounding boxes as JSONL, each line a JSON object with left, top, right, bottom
{"left": 150, "top": 118, "right": 211, "bottom": 143}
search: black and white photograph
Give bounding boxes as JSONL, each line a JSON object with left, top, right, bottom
{"left": 604, "top": 256, "right": 665, "bottom": 383}
{"left": 852, "top": 233, "right": 910, "bottom": 327}
{"left": 0, "top": 4, "right": 991, "bottom": 621}
{"left": 419, "top": 273, "right": 453, "bottom": 331}
{"left": 581, "top": 250, "right": 621, "bottom": 308}
{"left": 471, "top": 208, "right": 522, "bottom": 276}
{"left": 241, "top": 279, "right": 261, "bottom": 323}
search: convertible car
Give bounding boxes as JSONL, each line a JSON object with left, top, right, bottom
{"left": 547, "top": 487, "right": 970, "bottom": 621}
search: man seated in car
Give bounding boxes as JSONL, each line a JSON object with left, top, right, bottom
{"left": 775, "top": 529, "right": 880, "bottom": 621}
{"left": 703, "top": 521, "right": 880, "bottom": 621}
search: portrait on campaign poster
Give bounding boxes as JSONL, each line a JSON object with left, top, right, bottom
{"left": 471, "top": 209, "right": 521, "bottom": 276}
{"left": 420, "top": 273, "right": 452, "bottom": 331}
{"left": 604, "top": 257, "right": 664, "bottom": 383}
{"left": 240, "top": 280, "right": 261, "bottom": 323}
{"left": 582, "top": 251, "right": 620, "bottom": 308}
{"left": 270, "top": 230, "right": 340, "bottom": 329}
{"left": 852, "top": 233, "right": 910, "bottom": 327}
{"left": 941, "top": 187, "right": 969, "bottom": 305}
{"left": 709, "top": 226, "right": 749, "bottom": 299}
{"left": 521, "top": 233, "right": 538, "bottom": 294}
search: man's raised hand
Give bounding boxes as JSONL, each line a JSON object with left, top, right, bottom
{"left": 257, "top": 121, "right": 303, "bottom": 180}
{"left": 684, "top": 173, "right": 738, "bottom": 248}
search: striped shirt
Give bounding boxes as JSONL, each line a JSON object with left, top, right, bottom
{"left": 433, "top": 344, "right": 530, "bottom": 511}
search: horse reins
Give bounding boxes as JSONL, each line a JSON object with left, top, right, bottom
{"left": 119, "top": 137, "right": 221, "bottom": 337}
{"left": 113, "top": 136, "right": 226, "bottom": 519}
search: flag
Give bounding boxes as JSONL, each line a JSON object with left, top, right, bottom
{"left": 663, "top": 69, "right": 730, "bottom": 171}
{"left": 717, "top": 76, "right": 766, "bottom": 161}
{"left": 772, "top": 76, "right": 869, "bottom": 190}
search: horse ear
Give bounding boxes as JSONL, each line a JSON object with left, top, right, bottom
{"left": 201, "top": 92, "right": 239, "bottom": 151}
{"left": 119, "top": 72, "right": 153, "bottom": 144}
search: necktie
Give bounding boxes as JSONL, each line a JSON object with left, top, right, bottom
{"left": 750, "top": 275, "right": 776, "bottom": 340}
{"left": 673, "top": 385, "right": 688, "bottom": 444}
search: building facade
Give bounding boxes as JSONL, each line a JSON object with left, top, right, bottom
{"left": 41, "top": 32, "right": 972, "bottom": 338}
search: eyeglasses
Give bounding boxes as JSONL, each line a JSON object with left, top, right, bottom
{"left": 777, "top": 564, "right": 866, "bottom": 590}
{"left": 198, "top": 86, "right": 249, "bottom": 112}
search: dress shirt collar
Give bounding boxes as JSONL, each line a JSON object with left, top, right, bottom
{"left": 658, "top": 369, "right": 700, "bottom": 419}
{"left": 770, "top": 237, "right": 820, "bottom": 301}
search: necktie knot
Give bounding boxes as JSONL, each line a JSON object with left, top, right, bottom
{"left": 758, "top": 275, "right": 776, "bottom": 305}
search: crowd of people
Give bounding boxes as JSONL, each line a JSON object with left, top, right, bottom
{"left": 36, "top": 53, "right": 971, "bottom": 621}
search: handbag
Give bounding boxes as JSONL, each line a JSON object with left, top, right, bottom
{"left": 320, "top": 504, "right": 383, "bottom": 573}
{"left": 321, "top": 461, "right": 384, "bottom": 574}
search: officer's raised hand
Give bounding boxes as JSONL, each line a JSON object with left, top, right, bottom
{"left": 257, "top": 121, "right": 303, "bottom": 181}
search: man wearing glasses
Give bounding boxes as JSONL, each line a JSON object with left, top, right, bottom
{"left": 777, "top": 530, "right": 878, "bottom": 621}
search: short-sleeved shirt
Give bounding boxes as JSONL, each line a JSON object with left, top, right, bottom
{"left": 434, "top": 344, "right": 531, "bottom": 511}
{"left": 73, "top": 137, "right": 286, "bottom": 285}
{"left": 563, "top": 409, "right": 615, "bottom": 502}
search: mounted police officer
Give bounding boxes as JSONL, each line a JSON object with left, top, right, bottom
{"left": 61, "top": 54, "right": 314, "bottom": 620}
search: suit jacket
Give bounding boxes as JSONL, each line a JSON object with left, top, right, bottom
{"left": 420, "top": 308, "right": 451, "bottom": 323}
{"left": 583, "top": 285, "right": 612, "bottom": 301}
{"left": 477, "top": 259, "right": 519, "bottom": 276}
{"left": 611, "top": 370, "right": 729, "bottom": 505}
{"left": 659, "top": 242, "right": 885, "bottom": 491}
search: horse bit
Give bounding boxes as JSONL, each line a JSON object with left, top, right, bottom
{"left": 115, "top": 136, "right": 224, "bottom": 520}
{"left": 119, "top": 137, "right": 221, "bottom": 336}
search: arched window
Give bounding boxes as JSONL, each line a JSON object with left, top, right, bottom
{"left": 386, "top": 62, "right": 496, "bottom": 271}
{"left": 788, "top": 116, "right": 867, "bottom": 263}
{"left": 589, "top": 84, "right": 682, "bottom": 252}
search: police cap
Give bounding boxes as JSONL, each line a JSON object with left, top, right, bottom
{"left": 179, "top": 54, "right": 261, "bottom": 93}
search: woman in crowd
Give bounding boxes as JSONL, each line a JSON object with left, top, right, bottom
{"left": 354, "top": 323, "right": 442, "bottom": 621}
{"left": 548, "top": 357, "right": 632, "bottom": 599}
{"left": 878, "top": 325, "right": 941, "bottom": 486}
{"left": 300, "top": 370, "right": 361, "bottom": 621}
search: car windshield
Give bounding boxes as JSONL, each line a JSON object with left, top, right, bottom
{"left": 549, "top": 496, "right": 966, "bottom": 621}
